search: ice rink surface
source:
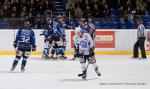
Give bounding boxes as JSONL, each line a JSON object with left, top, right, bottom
{"left": 0, "top": 55, "right": 150, "bottom": 89}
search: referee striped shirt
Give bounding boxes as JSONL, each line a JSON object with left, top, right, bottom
{"left": 137, "top": 24, "right": 146, "bottom": 38}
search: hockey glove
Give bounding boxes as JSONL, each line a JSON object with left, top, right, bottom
{"left": 89, "top": 48, "right": 95, "bottom": 56}
{"left": 32, "top": 45, "right": 36, "bottom": 51}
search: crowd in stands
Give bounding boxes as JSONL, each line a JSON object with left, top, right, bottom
{"left": 0, "top": 0, "right": 150, "bottom": 29}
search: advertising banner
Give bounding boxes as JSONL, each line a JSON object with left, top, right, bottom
{"left": 71, "top": 31, "right": 115, "bottom": 48}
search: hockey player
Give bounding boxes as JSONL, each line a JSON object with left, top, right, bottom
{"left": 11, "top": 21, "right": 36, "bottom": 72}
{"left": 87, "top": 17, "right": 96, "bottom": 39}
{"left": 49, "top": 17, "right": 60, "bottom": 59}
{"left": 41, "top": 17, "right": 54, "bottom": 59}
{"left": 71, "top": 18, "right": 90, "bottom": 61}
{"left": 78, "top": 18, "right": 91, "bottom": 34}
{"left": 75, "top": 27, "right": 101, "bottom": 80}
{"left": 57, "top": 18, "right": 67, "bottom": 59}
{"left": 50, "top": 16, "right": 67, "bottom": 60}
{"left": 71, "top": 18, "right": 96, "bottom": 61}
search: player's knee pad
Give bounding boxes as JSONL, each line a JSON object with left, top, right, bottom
{"left": 88, "top": 56, "right": 96, "bottom": 64}
{"left": 23, "top": 51, "right": 30, "bottom": 58}
{"left": 16, "top": 50, "right": 23, "bottom": 57}
{"left": 80, "top": 56, "right": 86, "bottom": 63}
{"left": 80, "top": 59, "right": 86, "bottom": 63}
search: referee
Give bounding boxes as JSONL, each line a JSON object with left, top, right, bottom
{"left": 132, "top": 19, "right": 147, "bottom": 59}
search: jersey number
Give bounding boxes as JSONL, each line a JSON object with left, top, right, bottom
{"left": 20, "top": 36, "right": 30, "bottom": 43}
{"left": 80, "top": 41, "right": 88, "bottom": 48}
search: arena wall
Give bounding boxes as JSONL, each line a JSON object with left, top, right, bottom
{"left": 0, "top": 29, "right": 150, "bottom": 55}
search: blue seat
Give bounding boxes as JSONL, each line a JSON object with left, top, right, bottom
{"left": 109, "top": 9, "right": 118, "bottom": 16}
{"left": 110, "top": 15, "right": 117, "bottom": 21}
{"left": 144, "top": 22, "right": 150, "bottom": 29}
{"left": 142, "top": 15, "right": 150, "bottom": 22}
{"left": 127, "top": 21, "right": 136, "bottom": 29}
{"left": 101, "top": 22, "right": 110, "bottom": 29}
{"left": 93, "top": 21, "right": 101, "bottom": 29}
{"left": 110, "top": 21, "right": 119, "bottom": 29}
{"left": 119, "top": 22, "right": 127, "bottom": 29}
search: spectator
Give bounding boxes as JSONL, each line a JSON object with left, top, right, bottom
{"left": 66, "top": 0, "right": 75, "bottom": 10}
{"left": 135, "top": 6, "right": 144, "bottom": 15}
{"left": 10, "top": 0, "right": 21, "bottom": 14}
{"left": 75, "top": 6, "right": 83, "bottom": 19}
{"left": 124, "top": 0, "right": 134, "bottom": 11}
{"left": 103, "top": 4, "right": 109, "bottom": 18}
{"left": 75, "top": 1, "right": 82, "bottom": 9}
{"left": 2, "top": 5, "right": 9, "bottom": 17}
{"left": 92, "top": 3, "right": 101, "bottom": 18}
{"left": 83, "top": 4, "right": 92, "bottom": 17}
{"left": 0, "top": 19, "right": 10, "bottom": 29}
{"left": 126, "top": 7, "right": 134, "bottom": 22}
{"left": 11, "top": 6, "right": 18, "bottom": 17}
{"left": 66, "top": 3, "right": 75, "bottom": 21}
{"left": 81, "top": 0, "right": 91, "bottom": 10}
{"left": 34, "top": 0, "right": 43, "bottom": 14}
{"left": 35, "top": 13, "right": 44, "bottom": 29}
{"left": 136, "top": 0, "right": 146, "bottom": 14}
{"left": 42, "top": 0, "right": 53, "bottom": 11}
{"left": 118, "top": 6, "right": 125, "bottom": 19}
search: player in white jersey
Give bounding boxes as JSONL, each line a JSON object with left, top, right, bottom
{"left": 74, "top": 27, "right": 101, "bottom": 80}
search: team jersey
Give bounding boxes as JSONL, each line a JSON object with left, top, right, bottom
{"left": 77, "top": 33, "right": 94, "bottom": 55}
{"left": 88, "top": 22, "right": 96, "bottom": 39}
{"left": 54, "top": 21, "right": 66, "bottom": 39}
{"left": 79, "top": 23, "right": 96, "bottom": 39}
{"left": 79, "top": 25, "right": 90, "bottom": 34}
{"left": 42, "top": 24, "right": 54, "bottom": 38}
{"left": 15, "top": 28, "right": 35, "bottom": 51}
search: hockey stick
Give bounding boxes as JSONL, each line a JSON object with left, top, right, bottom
{"left": 78, "top": 62, "right": 90, "bottom": 77}
{"left": 13, "top": 29, "right": 17, "bottom": 51}
{"left": 78, "top": 50, "right": 95, "bottom": 77}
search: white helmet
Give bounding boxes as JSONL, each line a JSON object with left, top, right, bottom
{"left": 75, "top": 27, "right": 82, "bottom": 34}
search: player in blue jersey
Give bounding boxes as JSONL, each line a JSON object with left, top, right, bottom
{"left": 50, "top": 16, "right": 67, "bottom": 60}
{"left": 78, "top": 18, "right": 91, "bottom": 34}
{"left": 57, "top": 18, "right": 67, "bottom": 59}
{"left": 49, "top": 16, "right": 62, "bottom": 59}
{"left": 87, "top": 17, "right": 96, "bottom": 39}
{"left": 41, "top": 17, "right": 54, "bottom": 59}
{"left": 10, "top": 21, "right": 36, "bottom": 72}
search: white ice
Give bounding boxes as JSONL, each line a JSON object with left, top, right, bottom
{"left": 0, "top": 55, "right": 150, "bottom": 89}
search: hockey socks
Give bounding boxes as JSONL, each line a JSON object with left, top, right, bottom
{"left": 42, "top": 48, "right": 49, "bottom": 59}
{"left": 11, "top": 58, "right": 19, "bottom": 71}
{"left": 21, "top": 58, "right": 27, "bottom": 72}
{"left": 93, "top": 63, "right": 101, "bottom": 76}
